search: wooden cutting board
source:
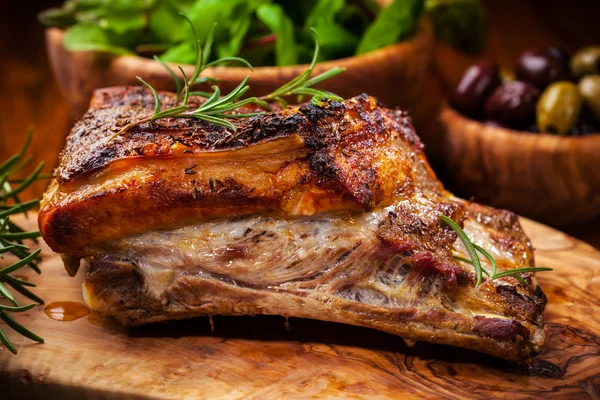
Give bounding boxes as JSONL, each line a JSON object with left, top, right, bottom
{"left": 1, "top": 215, "right": 599, "bottom": 399}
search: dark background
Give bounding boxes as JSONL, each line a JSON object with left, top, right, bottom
{"left": 1, "top": 0, "right": 599, "bottom": 247}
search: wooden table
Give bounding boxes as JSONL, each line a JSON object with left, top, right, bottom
{"left": 1, "top": 0, "right": 599, "bottom": 247}
{"left": 1, "top": 215, "right": 600, "bottom": 399}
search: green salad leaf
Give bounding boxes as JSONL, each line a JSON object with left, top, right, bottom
{"left": 185, "top": 0, "right": 241, "bottom": 41}
{"left": 149, "top": 1, "right": 182, "bottom": 44}
{"left": 356, "top": 0, "right": 424, "bottom": 55}
{"left": 161, "top": 41, "right": 196, "bottom": 64}
{"left": 63, "top": 23, "right": 133, "bottom": 54}
{"left": 42, "top": 0, "right": 485, "bottom": 67}
{"left": 103, "top": 0, "right": 148, "bottom": 35}
{"left": 304, "top": 0, "right": 359, "bottom": 61}
{"left": 256, "top": 3, "right": 298, "bottom": 66}
{"left": 217, "top": 0, "right": 269, "bottom": 59}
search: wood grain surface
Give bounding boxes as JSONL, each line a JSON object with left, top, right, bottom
{"left": 0, "top": 214, "right": 598, "bottom": 399}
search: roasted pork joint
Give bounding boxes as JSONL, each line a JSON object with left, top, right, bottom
{"left": 39, "top": 87, "right": 547, "bottom": 363}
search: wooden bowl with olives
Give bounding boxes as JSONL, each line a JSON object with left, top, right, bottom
{"left": 440, "top": 46, "right": 600, "bottom": 226}
{"left": 45, "top": 18, "right": 434, "bottom": 122}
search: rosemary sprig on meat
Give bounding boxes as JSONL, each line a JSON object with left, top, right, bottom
{"left": 257, "top": 28, "right": 345, "bottom": 109}
{"left": 112, "top": 15, "right": 345, "bottom": 139}
{"left": 114, "top": 16, "right": 256, "bottom": 136}
{"left": 0, "top": 129, "right": 46, "bottom": 354}
{"left": 439, "top": 215, "right": 552, "bottom": 287}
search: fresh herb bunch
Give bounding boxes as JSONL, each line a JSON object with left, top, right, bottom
{"left": 114, "top": 16, "right": 345, "bottom": 138}
{"left": 39, "top": 0, "right": 433, "bottom": 67}
{"left": 0, "top": 130, "right": 46, "bottom": 354}
{"left": 439, "top": 215, "right": 552, "bottom": 287}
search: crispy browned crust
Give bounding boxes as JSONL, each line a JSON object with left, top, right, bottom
{"left": 39, "top": 87, "right": 441, "bottom": 255}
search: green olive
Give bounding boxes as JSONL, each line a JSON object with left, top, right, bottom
{"left": 578, "top": 75, "right": 600, "bottom": 123}
{"left": 570, "top": 46, "right": 600, "bottom": 79}
{"left": 536, "top": 81, "right": 583, "bottom": 135}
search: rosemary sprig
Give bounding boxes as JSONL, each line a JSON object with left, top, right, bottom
{"left": 439, "top": 215, "right": 552, "bottom": 287}
{"left": 110, "top": 18, "right": 346, "bottom": 141}
{"left": 180, "top": 76, "right": 261, "bottom": 131}
{"left": 0, "top": 129, "right": 45, "bottom": 355}
{"left": 258, "top": 28, "right": 346, "bottom": 109}
{"left": 112, "top": 16, "right": 255, "bottom": 138}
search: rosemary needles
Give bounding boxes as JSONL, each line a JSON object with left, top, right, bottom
{"left": 114, "top": 17, "right": 256, "bottom": 136}
{"left": 440, "top": 215, "right": 552, "bottom": 287}
{"left": 0, "top": 129, "right": 45, "bottom": 354}
{"left": 112, "top": 15, "right": 346, "bottom": 139}
{"left": 257, "top": 28, "right": 345, "bottom": 109}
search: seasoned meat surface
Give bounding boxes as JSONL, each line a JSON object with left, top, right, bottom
{"left": 39, "top": 87, "right": 547, "bottom": 363}
{"left": 40, "top": 87, "right": 440, "bottom": 254}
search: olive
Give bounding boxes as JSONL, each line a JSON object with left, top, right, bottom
{"left": 451, "top": 61, "right": 501, "bottom": 118}
{"left": 536, "top": 81, "right": 583, "bottom": 135}
{"left": 578, "top": 75, "right": 600, "bottom": 123}
{"left": 484, "top": 81, "right": 540, "bottom": 126}
{"left": 515, "top": 49, "right": 568, "bottom": 89}
{"left": 570, "top": 46, "right": 600, "bottom": 79}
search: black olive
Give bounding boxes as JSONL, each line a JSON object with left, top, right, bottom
{"left": 484, "top": 81, "right": 540, "bottom": 126}
{"left": 515, "top": 49, "right": 568, "bottom": 89}
{"left": 451, "top": 61, "right": 501, "bottom": 118}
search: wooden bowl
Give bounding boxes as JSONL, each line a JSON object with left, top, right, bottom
{"left": 440, "top": 106, "right": 600, "bottom": 225}
{"left": 45, "top": 18, "right": 434, "bottom": 121}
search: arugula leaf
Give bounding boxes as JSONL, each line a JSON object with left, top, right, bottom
{"left": 356, "top": 0, "right": 425, "bottom": 55}
{"left": 64, "top": 23, "right": 134, "bottom": 54}
{"left": 256, "top": 3, "right": 298, "bottom": 66}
